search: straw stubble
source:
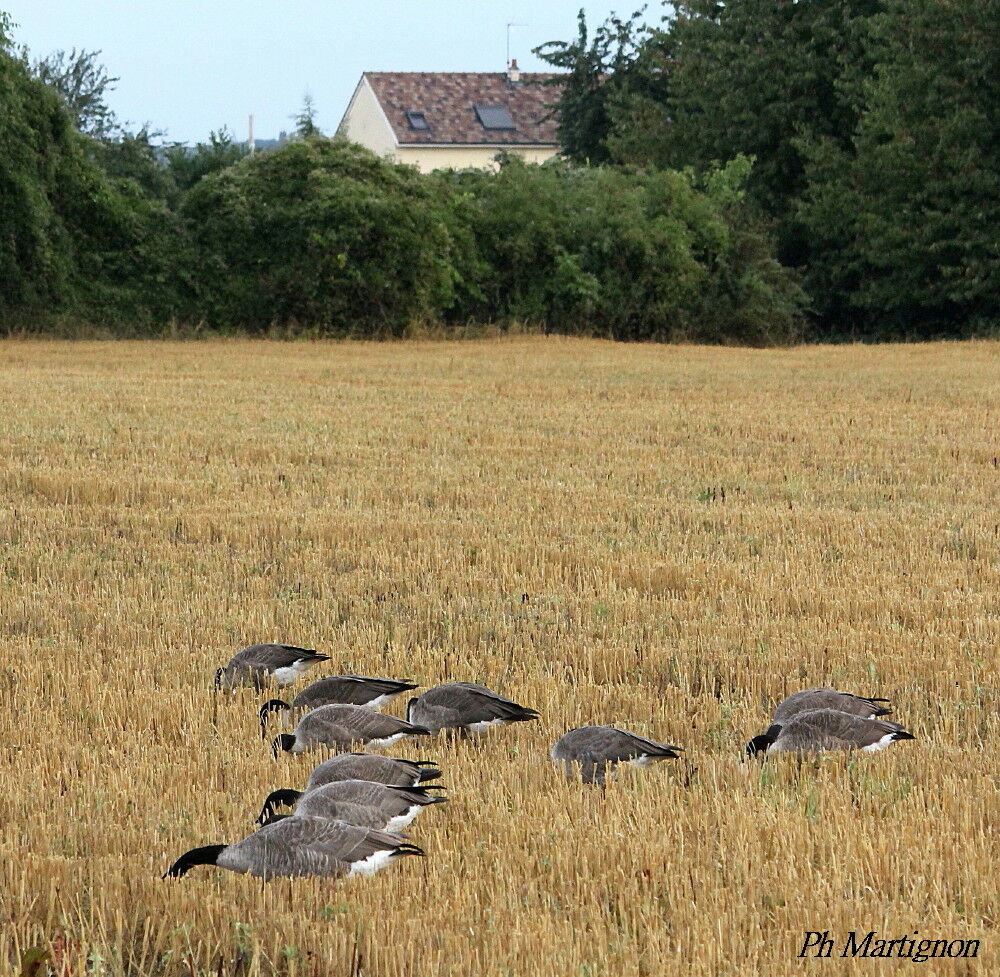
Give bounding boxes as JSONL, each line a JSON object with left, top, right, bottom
{"left": 0, "top": 337, "right": 996, "bottom": 975}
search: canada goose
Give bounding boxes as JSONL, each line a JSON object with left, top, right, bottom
{"left": 406, "top": 682, "right": 539, "bottom": 735}
{"left": 215, "top": 644, "right": 329, "bottom": 691}
{"left": 163, "top": 815, "right": 423, "bottom": 879}
{"left": 257, "top": 780, "right": 447, "bottom": 832}
{"left": 260, "top": 801, "right": 389, "bottom": 832}
{"left": 304, "top": 753, "right": 442, "bottom": 790}
{"left": 271, "top": 704, "right": 430, "bottom": 757}
{"left": 772, "top": 688, "right": 892, "bottom": 723}
{"left": 258, "top": 675, "right": 418, "bottom": 737}
{"left": 746, "top": 709, "right": 915, "bottom": 757}
{"left": 551, "top": 726, "right": 684, "bottom": 785}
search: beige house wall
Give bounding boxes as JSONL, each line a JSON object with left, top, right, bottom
{"left": 337, "top": 77, "right": 397, "bottom": 158}
{"left": 394, "top": 145, "right": 558, "bottom": 173}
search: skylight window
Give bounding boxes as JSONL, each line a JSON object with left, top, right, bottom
{"left": 474, "top": 104, "right": 516, "bottom": 131}
{"left": 405, "top": 111, "right": 429, "bottom": 131}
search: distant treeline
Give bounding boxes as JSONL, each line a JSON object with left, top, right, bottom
{"left": 2, "top": 2, "right": 997, "bottom": 343}
{"left": 538, "top": 0, "right": 999, "bottom": 340}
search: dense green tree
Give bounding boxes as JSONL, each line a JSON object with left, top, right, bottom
{"left": 602, "top": 26, "right": 673, "bottom": 168}
{"left": 93, "top": 127, "right": 178, "bottom": 201}
{"left": 0, "top": 18, "right": 80, "bottom": 309}
{"left": 534, "top": 8, "right": 662, "bottom": 164}
{"left": 0, "top": 15, "right": 183, "bottom": 326}
{"left": 798, "top": 0, "right": 1000, "bottom": 335}
{"left": 663, "top": 0, "right": 882, "bottom": 264}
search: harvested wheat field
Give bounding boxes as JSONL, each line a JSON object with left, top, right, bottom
{"left": 1, "top": 337, "right": 997, "bottom": 976}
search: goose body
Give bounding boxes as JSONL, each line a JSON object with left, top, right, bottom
{"left": 406, "top": 682, "right": 539, "bottom": 735}
{"left": 747, "top": 709, "right": 915, "bottom": 757}
{"left": 551, "top": 726, "right": 683, "bottom": 785}
{"left": 305, "top": 754, "right": 441, "bottom": 790}
{"left": 772, "top": 688, "right": 892, "bottom": 724}
{"left": 215, "top": 644, "right": 329, "bottom": 691}
{"left": 259, "top": 675, "right": 418, "bottom": 736}
{"left": 257, "top": 780, "right": 447, "bottom": 832}
{"left": 272, "top": 704, "right": 430, "bottom": 757}
{"left": 163, "top": 815, "right": 423, "bottom": 879}
{"left": 261, "top": 800, "right": 388, "bottom": 831}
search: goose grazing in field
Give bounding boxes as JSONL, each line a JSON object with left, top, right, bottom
{"left": 746, "top": 709, "right": 915, "bottom": 757}
{"left": 406, "top": 682, "right": 539, "bottom": 736}
{"left": 271, "top": 704, "right": 430, "bottom": 757}
{"left": 551, "top": 726, "right": 684, "bottom": 786}
{"left": 163, "top": 815, "right": 423, "bottom": 879}
{"left": 257, "top": 780, "right": 447, "bottom": 832}
{"left": 259, "top": 675, "right": 419, "bottom": 737}
{"left": 771, "top": 688, "right": 893, "bottom": 724}
{"left": 215, "top": 644, "right": 330, "bottom": 691}
{"left": 304, "top": 753, "right": 442, "bottom": 790}
{"left": 259, "top": 800, "right": 391, "bottom": 832}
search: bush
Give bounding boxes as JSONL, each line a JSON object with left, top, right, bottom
{"left": 181, "top": 139, "right": 470, "bottom": 334}
{"left": 441, "top": 155, "right": 804, "bottom": 344}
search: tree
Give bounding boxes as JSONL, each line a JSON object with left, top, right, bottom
{"left": 663, "top": 0, "right": 882, "bottom": 267}
{"left": 0, "top": 24, "right": 183, "bottom": 325}
{"left": 293, "top": 93, "right": 320, "bottom": 138}
{"left": 534, "top": 8, "right": 659, "bottom": 164}
{"left": 602, "top": 25, "right": 673, "bottom": 168}
{"left": 163, "top": 128, "right": 249, "bottom": 197}
{"left": 31, "top": 47, "right": 119, "bottom": 138}
{"left": 798, "top": 0, "right": 1000, "bottom": 336}
{"left": 94, "top": 126, "right": 178, "bottom": 201}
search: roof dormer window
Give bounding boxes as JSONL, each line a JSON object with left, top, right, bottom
{"left": 405, "top": 110, "right": 429, "bottom": 131}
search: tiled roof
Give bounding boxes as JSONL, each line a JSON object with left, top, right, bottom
{"left": 365, "top": 72, "right": 563, "bottom": 146}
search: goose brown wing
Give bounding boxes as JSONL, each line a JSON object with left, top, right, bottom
{"left": 789, "top": 709, "right": 901, "bottom": 749}
{"left": 305, "top": 800, "right": 388, "bottom": 830}
{"left": 223, "top": 816, "right": 408, "bottom": 877}
{"left": 303, "top": 781, "right": 399, "bottom": 810}
{"left": 331, "top": 705, "right": 426, "bottom": 738}
{"left": 293, "top": 676, "right": 415, "bottom": 708}
{"left": 773, "top": 688, "right": 891, "bottom": 723}
{"left": 229, "top": 644, "right": 327, "bottom": 670}
{"left": 293, "top": 793, "right": 391, "bottom": 829}
{"left": 834, "top": 691, "right": 893, "bottom": 717}
{"left": 603, "top": 728, "right": 683, "bottom": 760}
{"left": 420, "top": 684, "right": 539, "bottom": 726}
{"left": 296, "top": 707, "right": 356, "bottom": 746}
{"left": 553, "top": 726, "right": 680, "bottom": 763}
{"left": 305, "top": 754, "right": 437, "bottom": 789}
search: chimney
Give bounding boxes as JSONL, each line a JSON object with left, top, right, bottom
{"left": 507, "top": 58, "right": 521, "bottom": 84}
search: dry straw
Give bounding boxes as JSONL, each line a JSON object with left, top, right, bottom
{"left": 1, "top": 337, "right": 997, "bottom": 975}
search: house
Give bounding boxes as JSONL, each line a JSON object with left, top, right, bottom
{"left": 336, "top": 62, "right": 563, "bottom": 172}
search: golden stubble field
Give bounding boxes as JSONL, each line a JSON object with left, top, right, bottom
{"left": 0, "top": 337, "right": 997, "bottom": 977}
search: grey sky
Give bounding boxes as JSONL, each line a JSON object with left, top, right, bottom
{"left": 6, "top": 2, "right": 661, "bottom": 144}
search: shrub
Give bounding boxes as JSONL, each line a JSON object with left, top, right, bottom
{"left": 441, "top": 155, "right": 804, "bottom": 344}
{"left": 181, "top": 139, "right": 469, "bottom": 334}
